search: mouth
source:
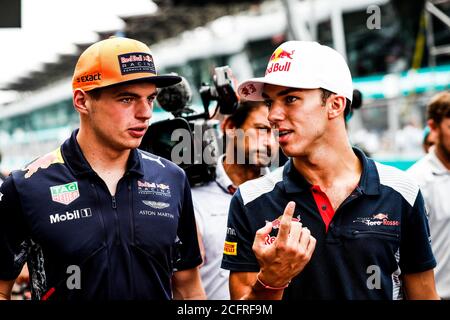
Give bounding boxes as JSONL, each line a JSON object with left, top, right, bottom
{"left": 128, "top": 125, "right": 148, "bottom": 138}
{"left": 278, "top": 130, "right": 294, "bottom": 137}
{"left": 275, "top": 128, "right": 294, "bottom": 143}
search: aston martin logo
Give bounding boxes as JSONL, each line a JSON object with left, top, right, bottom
{"left": 142, "top": 200, "right": 170, "bottom": 209}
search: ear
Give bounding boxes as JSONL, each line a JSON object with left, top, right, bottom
{"left": 327, "top": 95, "right": 347, "bottom": 120}
{"left": 427, "top": 119, "right": 438, "bottom": 132}
{"left": 73, "top": 89, "right": 90, "bottom": 115}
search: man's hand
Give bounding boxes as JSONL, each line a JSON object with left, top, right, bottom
{"left": 252, "top": 201, "right": 316, "bottom": 288}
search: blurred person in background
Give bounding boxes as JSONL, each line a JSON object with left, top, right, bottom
{"left": 0, "top": 37, "right": 205, "bottom": 300}
{"left": 422, "top": 125, "right": 436, "bottom": 154}
{"left": 222, "top": 40, "right": 438, "bottom": 300}
{"left": 408, "top": 91, "right": 450, "bottom": 299}
{"left": 191, "top": 100, "right": 276, "bottom": 299}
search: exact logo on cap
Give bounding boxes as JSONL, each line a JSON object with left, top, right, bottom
{"left": 76, "top": 72, "right": 101, "bottom": 84}
{"left": 266, "top": 48, "right": 295, "bottom": 75}
{"left": 118, "top": 52, "right": 156, "bottom": 75}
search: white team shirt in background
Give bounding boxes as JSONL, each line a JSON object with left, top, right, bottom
{"left": 408, "top": 147, "right": 450, "bottom": 299}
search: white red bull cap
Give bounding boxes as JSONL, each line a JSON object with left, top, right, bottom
{"left": 238, "top": 41, "right": 353, "bottom": 102}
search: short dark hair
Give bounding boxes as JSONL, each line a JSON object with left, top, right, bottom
{"left": 85, "top": 87, "right": 103, "bottom": 100}
{"left": 222, "top": 101, "right": 266, "bottom": 154}
{"left": 427, "top": 91, "right": 450, "bottom": 124}
{"left": 84, "top": 78, "right": 159, "bottom": 100}
{"left": 227, "top": 101, "right": 265, "bottom": 129}
{"left": 320, "top": 88, "right": 352, "bottom": 118}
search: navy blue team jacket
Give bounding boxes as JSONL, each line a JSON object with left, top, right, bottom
{"left": 0, "top": 130, "right": 202, "bottom": 300}
{"left": 222, "top": 149, "right": 436, "bottom": 299}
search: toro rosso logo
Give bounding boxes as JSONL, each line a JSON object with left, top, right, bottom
{"left": 373, "top": 213, "right": 388, "bottom": 220}
{"left": 353, "top": 213, "right": 400, "bottom": 226}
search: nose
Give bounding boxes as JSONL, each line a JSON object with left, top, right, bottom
{"left": 267, "top": 102, "right": 284, "bottom": 126}
{"left": 136, "top": 98, "right": 152, "bottom": 121}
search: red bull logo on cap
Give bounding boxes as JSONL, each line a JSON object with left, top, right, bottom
{"left": 270, "top": 48, "right": 295, "bottom": 62}
{"left": 266, "top": 48, "right": 295, "bottom": 75}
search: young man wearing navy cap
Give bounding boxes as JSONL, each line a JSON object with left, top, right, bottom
{"left": 0, "top": 37, "right": 205, "bottom": 300}
{"left": 222, "top": 41, "right": 439, "bottom": 300}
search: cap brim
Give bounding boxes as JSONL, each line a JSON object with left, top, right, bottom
{"left": 136, "top": 75, "right": 182, "bottom": 88}
{"left": 237, "top": 78, "right": 265, "bottom": 101}
{"left": 238, "top": 77, "right": 321, "bottom": 101}
{"left": 95, "top": 75, "right": 182, "bottom": 90}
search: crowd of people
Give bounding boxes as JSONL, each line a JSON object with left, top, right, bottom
{"left": 0, "top": 36, "right": 449, "bottom": 301}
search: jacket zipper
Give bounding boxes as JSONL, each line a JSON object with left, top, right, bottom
{"left": 128, "top": 181, "right": 135, "bottom": 244}
{"left": 92, "top": 181, "right": 111, "bottom": 296}
{"left": 352, "top": 230, "right": 399, "bottom": 239}
{"left": 127, "top": 179, "right": 136, "bottom": 296}
{"left": 111, "top": 195, "right": 121, "bottom": 245}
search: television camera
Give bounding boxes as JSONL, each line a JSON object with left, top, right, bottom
{"left": 139, "top": 66, "right": 239, "bottom": 186}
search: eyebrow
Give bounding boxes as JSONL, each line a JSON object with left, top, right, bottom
{"left": 113, "top": 91, "right": 158, "bottom": 98}
{"left": 261, "top": 88, "right": 306, "bottom": 99}
{"left": 253, "top": 122, "right": 271, "bottom": 128}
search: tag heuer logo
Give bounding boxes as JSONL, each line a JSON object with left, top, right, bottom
{"left": 50, "top": 182, "right": 80, "bottom": 205}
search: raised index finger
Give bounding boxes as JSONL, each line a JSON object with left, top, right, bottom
{"left": 276, "top": 201, "right": 296, "bottom": 243}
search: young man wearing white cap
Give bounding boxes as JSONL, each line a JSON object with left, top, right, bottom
{"left": 0, "top": 37, "right": 205, "bottom": 300}
{"left": 222, "top": 41, "right": 439, "bottom": 300}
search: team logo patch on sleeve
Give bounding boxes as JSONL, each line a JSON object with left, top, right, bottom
{"left": 223, "top": 241, "right": 237, "bottom": 256}
{"left": 50, "top": 182, "right": 80, "bottom": 205}
{"left": 23, "top": 148, "right": 64, "bottom": 178}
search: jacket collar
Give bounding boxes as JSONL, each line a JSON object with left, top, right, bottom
{"left": 282, "top": 147, "right": 380, "bottom": 195}
{"left": 61, "top": 129, "right": 144, "bottom": 177}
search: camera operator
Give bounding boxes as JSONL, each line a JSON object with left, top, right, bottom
{"left": 191, "top": 100, "right": 277, "bottom": 299}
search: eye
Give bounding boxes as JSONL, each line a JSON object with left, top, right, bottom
{"left": 264, "top": 100, "right": 272, "bottom": 108}
{"left": 285, "top": 96, "right": 298, "bottom": 104}
{"left": 120, "top": 97, "right": 133, "bottom": 104}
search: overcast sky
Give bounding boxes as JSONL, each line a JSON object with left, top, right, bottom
{"left": 0, "top": 0, "right": 156, "bottom": 104}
